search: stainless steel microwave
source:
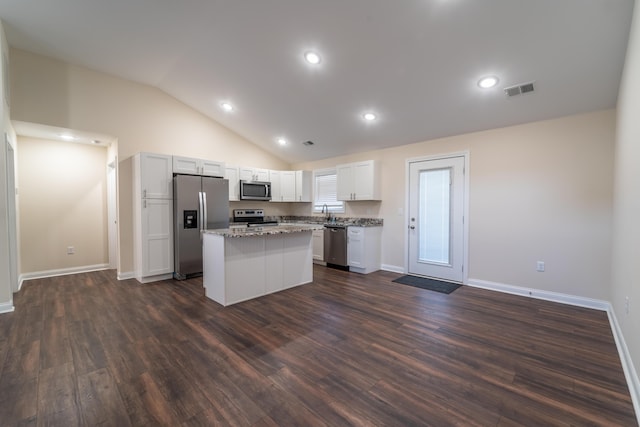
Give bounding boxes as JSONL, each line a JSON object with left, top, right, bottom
{"left": 239, "top": 180, "right": 272, "bottom": 201}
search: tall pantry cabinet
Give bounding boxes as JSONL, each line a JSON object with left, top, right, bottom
{"left": 133, "top": 153, "right": 174, "bottom": 283}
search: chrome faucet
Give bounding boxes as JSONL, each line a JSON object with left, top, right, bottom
{"left": 321, "top": 204, "right": 334, "bottom": 222}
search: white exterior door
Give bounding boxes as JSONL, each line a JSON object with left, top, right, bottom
{"left": 408, "top": 156, "right": 465, "bottom": 282}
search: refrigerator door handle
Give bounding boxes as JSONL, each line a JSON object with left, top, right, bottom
{"left": 198, "top": 191, "right": 204, "bottom": 233}
{"left": 202, "top": 191, "right": 208, "bottom": 230}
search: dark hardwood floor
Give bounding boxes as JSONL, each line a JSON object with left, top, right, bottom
{"left": 0, "top": 265, "right": 636, "bottom": 426}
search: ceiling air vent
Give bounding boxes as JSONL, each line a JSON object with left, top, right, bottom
{"left": 504, "top": 81, "right": 535, "bottom": 97}
{"left": 302, "top": 140, "right": 314, "bottom": 146}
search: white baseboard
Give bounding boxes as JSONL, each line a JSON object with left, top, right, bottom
{"left": 20, "top": 264, "right": 110, "bottom": 283}
{"left": 607, "top": 305, "right": 640, "bottom": 422}
{"left": 466, "top": 278, "right": 610, "bottom": 311}
{"left": 117, "top": 271, "right": 135, "bottom": 280}
{"left": 107, "top": 270, "right": 169, "bottom": 283}
{"left": 381, "top": 264, "right": 405, "bottom": 274}
{"left": 135, "top": 273, "right": 173, "bottom": 284}
{"left": 0, "top": 300, "right": 15, "bottom": 314}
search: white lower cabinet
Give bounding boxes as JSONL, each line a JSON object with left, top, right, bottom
{"left": 140, "top": 198, "right": 174, "bottom": 277}
{"left": 312, "top": 229, "right": 325, "bottom": 263}
{"left": 347, "top": 226, "right": 381, "bottom": 274}
{"left": 203, "top": 232, "right": 314, "bottom": 306}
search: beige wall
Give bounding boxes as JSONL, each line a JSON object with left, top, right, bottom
{"left": 612, "top": 0, "right": 640, "bottom": 398}
{"left": 294, "top": 109, "right": 616, "bottom": 301}
{"left": 17, "top": 136, "right": 109, "bottom": 273}
{"left": 9, "top": 48, "right": 290, "bottom": 274}
{"left": 0, "top": 20, "right": 15, "bottom": 308}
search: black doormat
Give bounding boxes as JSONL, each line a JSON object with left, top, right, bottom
{"left": 392, "top": 275, "right": 461, "bottom": 294}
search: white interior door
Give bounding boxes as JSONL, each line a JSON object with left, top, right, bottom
{"left": 408, "top": 156, "right": 465, "bottom": 282}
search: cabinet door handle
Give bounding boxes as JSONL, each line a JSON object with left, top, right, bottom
{"left": 143, "top": 200, "right": 147, "bottom": 208}
{"left": 143, "top": 189, "right": 147, "bottom": 198}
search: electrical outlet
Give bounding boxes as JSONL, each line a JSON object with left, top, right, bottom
{"left": 67, "top": 246, "right": 75, "bottom": 255}
{"left": 536, "top": 261, "right": 545, "bottom": 272}
{"left": 625, "top": 296, "right": 630, "bottom": 315}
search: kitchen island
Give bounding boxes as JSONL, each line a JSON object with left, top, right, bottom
{"left": 202, "top": 224, "right": 324, "bottom": 306}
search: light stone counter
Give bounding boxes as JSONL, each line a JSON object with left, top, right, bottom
{"left": 203, "top": 223, "right": 324, "bottom": 238}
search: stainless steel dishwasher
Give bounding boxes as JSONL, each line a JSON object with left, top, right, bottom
{"left": 324, "top": 224, "right": 349, "bottom": 270}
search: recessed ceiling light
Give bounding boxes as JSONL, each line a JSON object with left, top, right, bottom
{"left": 304, "top": 51, "right": 321, "bottom": 65}
{"left": 362, "top": 112, "right": 377, "bottom": 121}
{"left": 478, "top": 76, "right": 499, "bottom": 89}
{"left": 60, "top": 134, "right": 75, "bottom": 141}
{"left": 220, "top": 102, "right": 234, "bottom": 112}
{"left": 276, "top": 137, "right": 287, "bottom": 146}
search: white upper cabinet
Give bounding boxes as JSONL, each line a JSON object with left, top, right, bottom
{"left": 269, "top": 170, "right": 302, "bottom": 202}
{"left": 336, "top": 160, "right": 380, "bottom": 201}
{"left": 240, "top": 167, "right": 269, "bottom": 182}
{"left": 201, "top": 159, "right": 226, "bottom": 177}
{"left": 282, "top": 171, "right": 297, "bottom": 202}
{"left": 271, "top": 170, "right": 297, "bottom": 202}
{"left": 225, "top": 166, "right": 240, "bottom": 201}
{"left": 270, "top": 170, "right": 282, "bottom": 202}
{"left": 295, "top": 170, "right": 312, "bottom": 202}
{"left": 139, "top": 153, "right": 173, "bottom": 199}
{"left": 173, "top": 155, "right": 224, "bottom": 177}
{"left": 336, "top": 163, "right": 353, "bottom": 201}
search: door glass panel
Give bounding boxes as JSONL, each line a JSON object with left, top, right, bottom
{"left": 419, "top": 168, "right": 451, "bottom": 264}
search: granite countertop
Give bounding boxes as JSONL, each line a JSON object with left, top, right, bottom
{"left": 204, "top": 223, "right": 324, "bottom": 238}
{"left": 278, "top": 216, "right": 384, "bottom": 228}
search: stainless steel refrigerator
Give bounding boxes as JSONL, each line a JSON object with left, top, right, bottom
{"left": 174, "top": 174, "right": 229, "bottom": 279}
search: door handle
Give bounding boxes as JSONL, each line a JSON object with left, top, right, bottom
{"left": 409, "top": 225, "right": 415, "bottom": 229}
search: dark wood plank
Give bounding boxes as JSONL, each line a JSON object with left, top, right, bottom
{"left": 39, "top": 316, "right": 72, "bottom": 370}
{"left": 67, "top": 320, "right": 108, "bottom": 375}
{"left": 117, "top": 371, "right": 181, "bottom": 426}
{"left": 77, "top": 367, "right": 131, "bottom": 427}
{"left": 0, "top": 267, "right": 636, "bottom": 426}
{"left": 36, "top": 362, "right": 82, "bottom": 427}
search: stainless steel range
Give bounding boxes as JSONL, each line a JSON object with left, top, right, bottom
{"left": 232, "top": 209, "right": 278, "bottom": 227}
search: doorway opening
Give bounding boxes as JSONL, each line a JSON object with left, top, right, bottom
{"left": 11, "top": 121, "right": 118, "bottom": 280}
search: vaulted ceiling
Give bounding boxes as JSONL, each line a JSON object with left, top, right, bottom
{"left": 0, "top": 0, "right": 634, "bottom": 162}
